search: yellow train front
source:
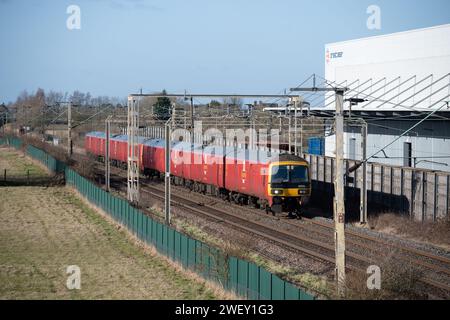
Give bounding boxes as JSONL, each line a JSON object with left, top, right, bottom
{"left": 266, "top": 154, "right": 311, "bottom": 217}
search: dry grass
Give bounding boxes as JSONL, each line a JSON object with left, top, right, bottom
{"left": 0, "top": 147, "right": 231, "bottom": 300}
{"left": 0, "top": 146, "right": 47, "bottom": 177}
{"left": 369, "top": 213, "right": 450, "bottom": 250}
{"left": 72, "top": 153, "right": 96, "bottom": 180}
{"left": 20, "top": 135, "right": 73, "bottom": 165}
{"left": 0, "top": 146, "right": 225, "bottom": 302}
{"left": 0, "top": 186, "right": 223, "bottom": 299}
{"left": 343, "top": 250, "right": 425, "bottom": 300}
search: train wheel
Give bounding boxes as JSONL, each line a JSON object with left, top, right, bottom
{"left": 265, "top": 206, "right": 275, "bottom": 216}
{"left": 221, "top": 192, "right": 229, "bottom": 201}
{"left": 287, "top": 209, "right": 301, "bottom": 219}
{"left": 250, "top": 197, "right": 259, "bottom": 209}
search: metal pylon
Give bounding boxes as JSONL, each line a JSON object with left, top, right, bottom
{"left": 127, "top": 96, "right": 139, "bottom": 204}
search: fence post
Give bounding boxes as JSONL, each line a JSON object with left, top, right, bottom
{"left": 27, "top": 169, "right": 29, "bottom": 185}
{"left": 3, "top": 169, "right": 6, "bottom": 181}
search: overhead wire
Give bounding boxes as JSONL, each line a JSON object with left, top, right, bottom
{"left": 349, "top": 101, "right": 449, "bottom": 172}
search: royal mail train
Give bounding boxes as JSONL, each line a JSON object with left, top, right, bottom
{"left": 85, "top": 131, "right": 311, "bottom": 216}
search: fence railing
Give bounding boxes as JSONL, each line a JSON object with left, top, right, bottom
{"left": 305, "top": 153, "right": 450, "bottom": 222}
{"left": 0, "top": 168, "right": 58, "bottom": 186}
{"left": 1, "top": 136, "right": 315, "bottom": 300}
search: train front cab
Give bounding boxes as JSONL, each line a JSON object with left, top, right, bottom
{"left": 267, "top": 159, "right": 311, "bottom": 216}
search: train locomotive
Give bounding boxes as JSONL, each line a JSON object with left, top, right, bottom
{"left": 85, "top": 131, "right": 311, "bottom": 216}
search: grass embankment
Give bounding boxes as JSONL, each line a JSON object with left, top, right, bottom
{"left": 0, "top": 147, "right": 221, "bottom": 299}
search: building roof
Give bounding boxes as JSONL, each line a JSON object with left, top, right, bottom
{"left": 326, "top": 23, "right": 450, "bottom": 47}
{"left": 322, "top": 24, "right": 450, "bottom": 112}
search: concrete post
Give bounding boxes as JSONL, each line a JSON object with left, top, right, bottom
{"left": 360, "top": 122, "right": 368, "bottom": 224}
{"left": 334, "top": 89, "right": 346, "bottom": 296}
{"left": 165, "top": 124, "right": 171, "bottom": 225}
{"left": 105, "top": 117, "right": 111, "bottom": 192}
{"left": 67, "top": 102, "right": 72, "bottom": 156}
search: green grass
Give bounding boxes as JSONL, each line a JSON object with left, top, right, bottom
{"left": 0, "top": 147, "right": 47, "bottom": 177}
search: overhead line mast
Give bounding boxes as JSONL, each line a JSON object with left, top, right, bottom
{"left": 290, "top": 85, "right": 348, "bottom": 296}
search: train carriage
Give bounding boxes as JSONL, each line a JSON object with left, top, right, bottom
{"left": 85, "top": 131, "right": 311, "bottom": 216}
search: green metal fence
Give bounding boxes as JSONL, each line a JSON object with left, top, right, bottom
{"left": 26, "top": 145, "right": 66, "bottom": 173}
{"left": 1, "top": 137, "right": 315, "bottom": 300}
{"left": 64, "top": 169, "right": 314, "bottom": 300}
{"left": 0, "top": 137, "right": 22, "bottom": 149}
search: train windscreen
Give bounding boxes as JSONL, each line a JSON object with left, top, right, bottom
{"left": 270, "top": 165, "right": 308, "bottom": 184}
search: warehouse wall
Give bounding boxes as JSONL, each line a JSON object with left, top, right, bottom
{"left": 324, "top": 24, "right": 450, "bottom": 111}
{"left": 325, "top": 120, "right": 450, "bottom": 172}
{"left": 306, "top": 153, "right": 450, "bottom": 222}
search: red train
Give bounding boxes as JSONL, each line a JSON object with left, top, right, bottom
{"left": 85, "top": 131, "right": 311, "bottom": 215}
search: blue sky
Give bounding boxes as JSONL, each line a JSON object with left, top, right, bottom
{"left": 1, "top": 0, "right": 449, "bottom": 103}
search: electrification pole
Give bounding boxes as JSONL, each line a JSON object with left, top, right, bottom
{"left": 67, "top": 102, "right": 72, "bottom": 156}
{"left": 345, "top": 98, "right": 369, "bottom": 225}
{"left": 127, "top": 96, "right": 139, "bottom": 205}
{"left": 171, "top": 102, "right": 176, "bottom": 128}
{"left": 165, "top": 123, "right": 171, "bottom": 225}
{"left": 290, "top": 86, "right": 347, "bottom": 295}
{"left": 334, "top": 89, "right": 346, "bottom": 296}
{"left": 105, "top": 116, "right": 111, "bottom": 192}
{"left": 300, "top": 100, "right": 304, "bottom": 155}
{"left": 360, "top": 122, "right": 368, "bottom": 224}
{"left": 2, "top": 112, "right": 6, "bottom": 134}
{"left": 190, "top": 96, "right": 194, "bottom": 143}
{"left": 288, "top": 116, "right": 291, "bottom": 154}
{"left": 293, "top": 97, "right": 298, "bottom": 155}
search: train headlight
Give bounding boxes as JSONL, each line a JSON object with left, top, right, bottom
{"left": 272, "top": 189, "right": 283, "bottom": 195}
{"left": 298, "top": 189, "right": 307, "bottom": 195}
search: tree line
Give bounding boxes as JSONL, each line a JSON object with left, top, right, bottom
{"left": 4, "top": 88, "right": 127, "bottom": 131}
{"left": 2, "top": 88, "right": 248, "bottom": 130}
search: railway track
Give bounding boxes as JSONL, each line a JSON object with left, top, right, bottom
{"left": 217, "top": 201, "right": 450, "bottom": 286}
{"left": 92, "top": 162, "right": 450, "bottom": 298}
{"left": 135, "top": 179, "right": 450, "bottom": 297}
{"left": 13, "top": 134, "right": 450, "bottom": 298}
{"left": 281, "top": 217, "right": 450, "bottom": 293}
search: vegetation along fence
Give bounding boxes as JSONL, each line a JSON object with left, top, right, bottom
{"left": 1, "top": 136, "right": 314, "bottom": 300}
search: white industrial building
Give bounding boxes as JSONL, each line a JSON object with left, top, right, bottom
{"left": 316, "top": 24, "right": 450, "bottom": 172}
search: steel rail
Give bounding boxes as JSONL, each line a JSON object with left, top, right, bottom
{"left": 95, "top": 164, "right": 450, "bottom": 295}
{"left": 136, "top": 181, "right": 450, "bottom": 295}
